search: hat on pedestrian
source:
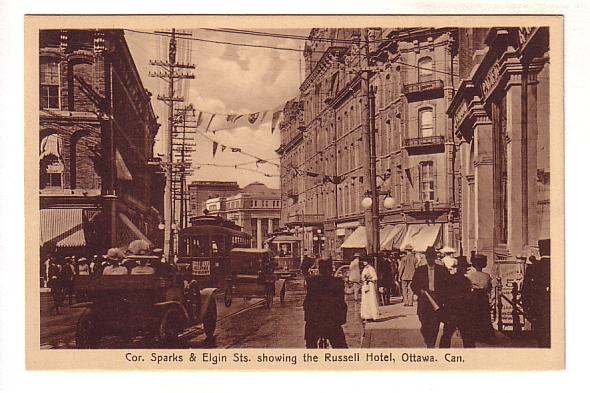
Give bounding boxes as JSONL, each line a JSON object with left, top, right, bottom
{"left": 152, "top": 248, "right": 163, "bottom": 256}
{"left": 77, "top": 257, "right": 88, "bottom": 263}
{"left": 404, "top": 244, "right": 414, "bottom": 252}
{"left": 353, "top": 252, "right": 361, "bottom": 257}
{"left": 471, "top": 254, "right": 488, "bottom": 269}
{"left": 440, "top": 246, "right": 456, "bottom": 254}
{"left": 424, "top": 246, "right": 437, "bottom": 259}
{"left": 104, "top": 248, "right": 125, "bottom": 261}
{"left": 538, "top": 239, "right": 550, "bottom": 258}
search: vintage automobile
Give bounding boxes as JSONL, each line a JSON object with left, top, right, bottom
{"left": 72, "top": 255, "right": 218, "bottom": 348}
{"left": 223, "top": 248, "right": 287, "bottom": 309}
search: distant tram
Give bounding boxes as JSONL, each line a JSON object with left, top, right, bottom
{"left": 177, "top": 216, "right": 252, "bottom": 288}
{"left": 266, "top": 232, "right": 301, "bottom": 278}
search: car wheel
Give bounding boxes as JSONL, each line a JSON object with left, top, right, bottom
{"left": 265, "top": 285, "right": 274, "bottom": 309}
{"left": 75, "top": 309, "right": 100, "bottom": 349}
{"left": 279, "top": 284, "right": 286, "bottom": 305}
{"left": 159, "top": 308, "right": 186, "bottom": 348}
{"left": 224, "top": 286, "right": 233, "bottom": 307}
{"left": 203, "top": 301, "right": 217, "bottom": 340}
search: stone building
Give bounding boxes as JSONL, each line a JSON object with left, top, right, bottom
{"left": 187, "top": 180, "right": 241, "bottom": 219}
{"left": 205, "top": 182, "right": 281, "bottom": 248}
{"left": 278, "top": 28, "right": 462, "bottom": 260}
{"left": 39, "top": 29, "right": 162, "bottom": 259}
{"left": 448, "top": 27, "right": 550, "bottom": 268}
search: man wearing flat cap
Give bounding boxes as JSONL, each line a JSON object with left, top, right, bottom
{"left": 303, "top": 258, "right": 348, "bottom": 348}
{"left": 411, "top": 246, "right": 450, "bottom": 348}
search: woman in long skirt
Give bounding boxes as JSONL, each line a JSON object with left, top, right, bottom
{"left": 360, "top": 258, "right": 380, "bottom": 321}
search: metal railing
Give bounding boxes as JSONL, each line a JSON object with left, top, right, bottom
{"left": 402, "top": 79, "right": 444, "bottom": 95}
{"left": 403, "top": 135, "right": 445, "bottom": 148}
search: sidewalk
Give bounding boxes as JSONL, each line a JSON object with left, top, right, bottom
{"left": 361, "top": 296, "right": 537, "bottom": 348}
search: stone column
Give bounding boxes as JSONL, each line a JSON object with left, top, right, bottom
{"left": 256, "top": 218, "right": 263, "bottom": 249}
{"left": 505, "top": 78, "right": 525, "bottom": 257}
{"left": 268, "top": 217, "right": 274, "bottom": 235}
{"left": 473, "top": 112, "right": 494, "bottom": 260}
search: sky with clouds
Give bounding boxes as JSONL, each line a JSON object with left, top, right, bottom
{"left": 125, "top": 28, "right": 309, "bottom": 189}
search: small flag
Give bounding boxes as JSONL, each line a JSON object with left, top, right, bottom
{"left": 205, "top": 114, "right": 216, "bottom": 132}
{"left": 248, "top": 112, "right": 260, "bottom": 124}
{"left": 212, "top": 141, "right": 219, "bottom": 157}
{"left": 231, "top": 147, "right": 242, "bottom": 153}
{"left": 226, "top": 114, "right": 243, "bottom": 123}
{"left": 196, "top": 111, "right": 203, "bottom": 127}
{"left": 221, "top": 145, "right": 227, "bottom": 152}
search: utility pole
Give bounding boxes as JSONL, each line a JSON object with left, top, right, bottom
{"left": 149, "top": 29, "right": 195, "bottom": 264}
{"left": 360, "top": 28, "right": 380, "bottom": 266}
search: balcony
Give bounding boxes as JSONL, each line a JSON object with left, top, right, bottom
{"left": 403, "top": 135, "right": 445, "bottom": 151}
{"left": 402, "top": 79, "right": 444, "bottom": 101}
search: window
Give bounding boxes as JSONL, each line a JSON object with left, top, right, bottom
{"left": 420, "top": 161, "right": 435, "bottom": 202}
{"left": 190, "top": 236, "right": 210, "bottom": 257}
{"left": 40, "top": 61, "right": 60, "bottom": 109}
{"left": 418, "top": 57, "right": 433, "bottom": 83}
{"left": 419, "top": 108, "right": 434, "bottom": 138}
{"left": 40, "top": 155, "right": 63, "bottom": 188}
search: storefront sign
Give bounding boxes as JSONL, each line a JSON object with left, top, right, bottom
{"left": 481, "top": 60, "right": 502, "bottom": 99}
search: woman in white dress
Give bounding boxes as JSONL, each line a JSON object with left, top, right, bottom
{"left": 360, "top": 258, "right": 380, "bottom": 321}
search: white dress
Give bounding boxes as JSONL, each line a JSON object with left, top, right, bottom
{"left": 360, "top": 265, "right": 380, "bottom": 320}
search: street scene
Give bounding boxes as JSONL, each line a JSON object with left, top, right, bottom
{"left": 38, "top": 26, "right": 551, "bottom": 350}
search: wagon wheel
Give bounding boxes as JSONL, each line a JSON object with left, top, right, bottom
{"left": 159, "top": 308, "right": 187, "bottom": 348}
{"left": 203, "top": 301, "right": 217, "bottom": 344}
{"left": 224, "top": 286, "right": 233, "bottom": 307}
{"left": 75, "top": 309, "right": 100, "bottom": 349}
{"left": 265, "top": 285, "right": 274, "bottom": 309}
{"left": 279, "top": 283, "right": 286, "bottom": 306}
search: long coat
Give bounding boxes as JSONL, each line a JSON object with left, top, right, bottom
{"left": 410, "top": 264, "right": 450, "bottom": 317}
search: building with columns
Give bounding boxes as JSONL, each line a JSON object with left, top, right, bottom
{"left": 278, "top": 28, "right": 462, "bottom": 261}
{"left": 39, "top": 29, "right": 162, "bottom": 263}
{"left": 205, "top": 182, "right": 281, "bottom": 248}
{"left": 448, "top": 27, "right": 550, "bottom": 269}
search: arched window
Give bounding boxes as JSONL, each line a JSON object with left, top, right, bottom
{"left": 418, "top": 108, "right": 434, "bottom": 138}
{"left": 418, "top": 57, "right": 433, "bottom": 83}
{"left": 40, "top": 59, "right": 60, "bottom": 109}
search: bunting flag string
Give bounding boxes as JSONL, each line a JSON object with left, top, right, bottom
{"left": 285, "top": 165, "right": 346, "bottom": 185}
{"left": 183, "top": 99, "right": 292, "bottom": 134}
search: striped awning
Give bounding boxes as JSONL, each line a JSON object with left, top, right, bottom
{"left": 40, "top": 208, "right": 86, "bottom": 248}
{"left": 399, "top": 224, "right": 442, "bottom": 253}
{"left": 380, "top": 224, "right": 407, "bottom": 250}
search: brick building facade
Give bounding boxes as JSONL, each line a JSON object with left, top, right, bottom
{"left": 39, "top": 29, "right": 162, "bottom": 259}
{"left": 187, "top": 180, "right": 241, "bottom": 219}
{"left": 278, "top": 28, "right": 462, "bottom": 261}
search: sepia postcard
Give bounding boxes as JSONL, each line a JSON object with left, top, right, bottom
{"left": 24, "top": 14, "right": 564, "bottom": 371}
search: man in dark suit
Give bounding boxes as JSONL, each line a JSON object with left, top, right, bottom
{"left": 303, "top": 258, "right": 348, "bottom": 348}
{"left": 411, "top": 246, "right": 450, "bottom": 348}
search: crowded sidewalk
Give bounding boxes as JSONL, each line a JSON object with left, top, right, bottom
{"left": 361, "top": 296, "right": 538, "bottom": 348}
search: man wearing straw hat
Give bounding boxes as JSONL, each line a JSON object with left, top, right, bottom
{"left": 398, "top": 244, "right": 418, "bottom": 306}
{"left": 440, "top": 245, "right": 458, "bottom": 272}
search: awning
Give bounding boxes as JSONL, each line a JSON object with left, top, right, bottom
{"left": 336, "top": 228, "right": 346, "bottom": 237}
{"left": 399, "top": 224, "right": 442, "bottom": 253}
{"left": 117, "top": 212, "right": 152, "bottom": 249}
{"left": 40, "top": 134, "right": 62, "bottom": 160}
{"left": 40, "top": 208, "right": 86, "bottom": 248}
{"left": 116, "top": 149, "right": 133, "bottom": 181}
{"left": 340, "top": 226, "right": 366, "bottom": 249}
{"left": 380, "top": 224, "right": 407, "bottom": 250}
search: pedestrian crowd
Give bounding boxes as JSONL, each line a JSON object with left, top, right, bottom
{"left": 302, "top": 238, "right": 550, "bottom": 349}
